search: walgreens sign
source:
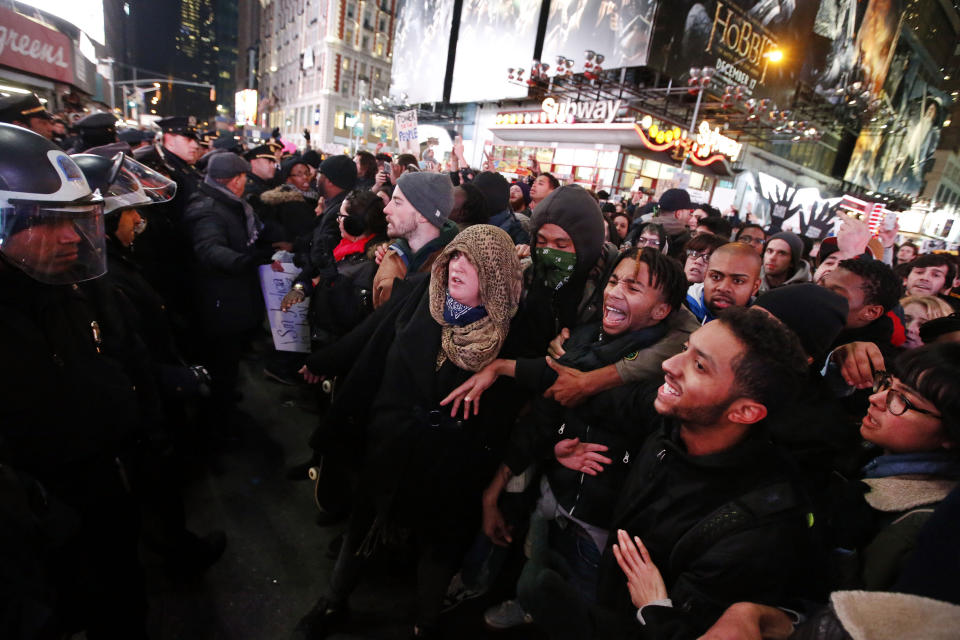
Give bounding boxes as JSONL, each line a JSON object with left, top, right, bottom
{"left": 0, "top": 7, "right": 73, "bottom": 84}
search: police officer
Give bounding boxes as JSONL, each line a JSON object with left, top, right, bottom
{"left": 132, "top": 116, "right": 204, "bottom": 350}
{"left": 243, "top": 143, "right": 280, "bottom": 215}
{"left": 70, "top": 111, "right": 118, "bottom": 153}
{"left": 0, "top": 122, "right": 148, "bottom": 638}
{"left": 0, "top": 93, "right": 55, "bottom": 139}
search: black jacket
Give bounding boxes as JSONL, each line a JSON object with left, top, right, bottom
{"left": 131, "top": 144, "right": 201, "bottom": 317}
{"left": 294, "top": 190, "right": 347, "bottom": 287}
{"left": 183, "top": 181, "right": 273, "bottom": 334}
{"left": 592, "top": 413, "right": 814, "bottom": 639}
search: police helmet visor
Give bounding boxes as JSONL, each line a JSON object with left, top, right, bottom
{"left": 0, "top": 202, "right": 106, "bottom": 284}
{"left": 103, "top": 155, "right": 176, "bottom": 214}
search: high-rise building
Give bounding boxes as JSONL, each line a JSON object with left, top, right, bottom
{"left": 257, "top": 0, "right": 397, "bottom": 151}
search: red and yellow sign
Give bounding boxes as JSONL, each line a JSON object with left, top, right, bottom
{"left": 635, "top": 115, "right": 743, "bottom": 166}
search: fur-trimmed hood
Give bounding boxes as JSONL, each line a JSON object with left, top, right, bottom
{"left": 831, "top": 590, "right": 960, "bottom": 640}
{"left": 259, "top": 183, "right": 317, "bottom": 206}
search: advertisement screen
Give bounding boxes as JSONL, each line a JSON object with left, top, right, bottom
{"left": 648, "top": 0, "right": 820, "bottom": 104}
{"left": 541, "top": 0, "right": 657, "bottom": 71}
{"left": 17, "top": 0, "right": 105, "bottom": 44}
{"left": 390, "top": 0, "right": 455, "bottom": 105}
{"left": 845, "top": 44, "right": 948, "bottom": 197}
{"left": 235, "top": 89, "right": 258, "bottom": 126}
{"left": 448, "top": 0, "right": 541, "bottom": 104}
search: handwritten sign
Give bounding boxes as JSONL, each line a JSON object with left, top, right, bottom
{"left": 394, "top": 109, "right": 419, "bottom": 157}
{"left": 259, "top": 264, "right": 310, "bottom": 353}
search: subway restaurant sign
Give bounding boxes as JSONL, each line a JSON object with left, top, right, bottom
{"left": 636, "top": 115, "right": 743, "bottom": 166}
{"left": 495, "top": 96, "right": 624, "bottom": 126}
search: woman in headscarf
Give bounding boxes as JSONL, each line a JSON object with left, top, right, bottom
{"left": 294, "top": 224, "right": 523, "bottom": 639}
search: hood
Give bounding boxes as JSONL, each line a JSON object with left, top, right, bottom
{"left": 260, "top": 183, "right": 312, "bottom": 206}
{"left": 831, "top": 591, "right": 960, "bottom": 640}
{"left": 759, "top": 259, "right": 812, "bottom": 293}
{"left": 530, "top": 184, "right": 605, "bottom": 281}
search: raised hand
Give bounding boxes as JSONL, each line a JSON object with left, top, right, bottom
{"left": 764, "top": 185, "right": 802, "bottom": 234}
{"left": 554, "top": 438, "right": 612, "bottom": 476}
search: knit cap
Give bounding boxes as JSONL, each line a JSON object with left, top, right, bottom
{"left": 396, "top": 172, "right": 455, "bottom": 229}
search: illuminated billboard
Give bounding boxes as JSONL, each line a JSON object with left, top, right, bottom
{"left": 449, "top": 0, "right": 541, "bottom": 104}
{"left": 17, "top": 0, "right": 105, "bottom": 44}
{"left": 541, "top": 0, "right": 656, "bottom": 72}
{"left": 235, "top": 89, "right": 258, "bottom": 126}
{"left": 390, "top": 0, "right": 455, "bottom": 105}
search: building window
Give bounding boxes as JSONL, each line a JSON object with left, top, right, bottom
{"left": 362, "top": 35, "right": 370, "bottom": 51}
{"left": 346, "top": 2, "right": 355, "bottom": 20}
{"left": 342, "top": 57, "right": 351, "bottom": 70}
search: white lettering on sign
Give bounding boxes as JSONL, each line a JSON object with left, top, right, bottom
{"left": 541, "top": 96, "right": 622, "bottom": 125}
{"left": 694, "top": 120, "right": 743, "bottom": 162}
{"left": 0, "top": 25, "right": 69, "bottom": 69}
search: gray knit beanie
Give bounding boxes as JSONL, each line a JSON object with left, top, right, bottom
{"left": 396, "top": 172, "right": 454, "bottom": 228}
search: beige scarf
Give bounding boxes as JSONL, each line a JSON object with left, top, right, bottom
{"left": 429, "top": 225, "right": 522, "bottom": 372}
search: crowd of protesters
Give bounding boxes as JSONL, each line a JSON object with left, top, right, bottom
{"left": 2, "top": 92, "right": 960, "bottom": 639}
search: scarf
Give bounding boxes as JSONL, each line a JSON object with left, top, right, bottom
{"left": 333, "top": 234, "right": 373, "bottom": 262}
{"left": 429, "top": 225, "right": 522, "bottom": 372}
{"left": 443, "top": 291, "right": 488, "bottom": 326}
{"left": 559, "top": 321, "right": 669, "bottom": 372}
{"left": 862, "top": 452, "right": 960, "bottom": 480}
{"left": 532, "top": 246, "right": 577, "bottom": 291}
{"left": 203, "top": 174, "right": 262, "bottom": 246}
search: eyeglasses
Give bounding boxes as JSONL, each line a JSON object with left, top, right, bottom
{"left": 686, "top": 249, "right": 711, "bottom": 262}
{"left": 872, "top": 371, "right": 941, "bottom": 418}
{"left": 739, "top": 236, "right": 765, "bottom": 246}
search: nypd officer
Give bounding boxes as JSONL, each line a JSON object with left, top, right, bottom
{"left": 0, "top": 93, "right": 55, "bottom": 139}
{"left": 133, "top": 116, "right": 204, "bottom": 348}
{"left": 69, "top": 111, "right": 119, "bottom": 153}
{"left": 0, "top": 122, "right": 148, "bottom": 638}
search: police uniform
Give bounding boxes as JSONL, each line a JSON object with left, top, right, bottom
{"left": 70, "top": 111, "right": 118, "bottom": 153}
{"left": 132, "top": 116, "right": 203, "bottom": 350}
{"left": 0, "top": 93, "right": 53, "bottom": 125}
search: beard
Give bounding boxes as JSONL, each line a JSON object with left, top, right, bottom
{"left": 660, "top": 395, "right": 733, "bottom": 427}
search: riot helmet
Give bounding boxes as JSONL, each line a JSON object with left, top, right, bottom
{"left": 0, "top": 123, "right": 105, "bottom": 284}
{"left": 72, "top": 151, "right": 177, "bottom": 215}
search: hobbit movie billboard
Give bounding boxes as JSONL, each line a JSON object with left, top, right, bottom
{"left": 647, "top": 0, "right": 901, "bottom": 106}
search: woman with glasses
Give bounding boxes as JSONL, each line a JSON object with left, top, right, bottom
{"left": 683, "top": 233, "right": 727, "bottom": 285}
{"left": 831, "top": 342, "right": 960, "bottom": 591}
{"left": 626, "top": 222, "right": 667, "bottom": 253}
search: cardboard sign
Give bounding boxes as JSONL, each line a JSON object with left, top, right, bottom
{"left": 259, "top": 264, "right": 310, "bottom": 353}
{"left": 394, "top": 109, "right": 419, "bottom": 158}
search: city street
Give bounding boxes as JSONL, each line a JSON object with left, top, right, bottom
{"left": 143, "top": 345, "right": 541, "bottom": 640}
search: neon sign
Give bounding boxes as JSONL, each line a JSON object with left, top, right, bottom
{"left": 635, "top": 115, "right": 743, "bottom": 165}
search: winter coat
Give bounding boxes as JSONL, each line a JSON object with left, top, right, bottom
{"left": 293, "top": 190, "right": 347, "bottom": 288}
{"left": 309, "top": 234, "right": 388, "bottom": 344}
{"left": 594, "top": 409, "right": 814, "bottom": 639}
{"left": 183, "top": 181, "right": 274, "bottom": 334}
{"left": 488, "top": 209, "right": 531, "bottom": 245}
{"left": 131, "top": 144, "right": 201, "bottom": 317}
{"left": 371, "top": 219, "right": 460, "bottom": 308}
{"left": 614, "top": 307, "right": 700, "bottom": 384}
{"left": 258, "top": 183, "right": 318, "bottom": 243}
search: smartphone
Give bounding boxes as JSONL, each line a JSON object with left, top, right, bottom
{"left": 883, "top": 211, "right": 898, "bottom": 231}
{"left": 383, "top": 161, "right": 393, "bottom": 175}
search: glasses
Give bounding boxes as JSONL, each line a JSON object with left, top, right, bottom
{"left": 872, "top": 371, "right": 941, "bottom": 418}
{"left": 686, "top": 249, "right": 711, "bottom": 262}
{"left": 638, "top": 237, "right": 661, "bottom": 247}
{"left": 739, "top": 236, "right": 765, "bottom": 246}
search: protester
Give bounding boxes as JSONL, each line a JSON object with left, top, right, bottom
{"left": 686, "top": 242, "right": 762, "bottom": 324}
{"left": 902, "top": 295, "right": 954, "bottom": 349}
{"left": 473, "top": 171, "right": 530, "bottom": 245}
{"left": 903, "top": 254, "right": 957, "bottom": 302}
{"left": 371, "top": 172, "right": 460, "bottom": 308}
{"left": 258, "top": 158, "right": 319, "bottom": 244}
{"left": 734, "top": 222, "right": 766, "bottom": 254}
{"left": 509, "top": 181, "right": 532, "bottom": 217}
{"left": 449, "top": 183, "right": 490, "bottom": 228}
{"left": 682, "top": 233, "right": 727, "bottom": 285}
{"left": 528, "top": 172, "right": 559, "bottom": 210}
{"left": 293, "top": 225, "right": 523, "bottom": 639}
{"left": 896, "top": 241, "right": 919, "bottom": 264}
{"left": 645, "top": 188, "right": 695, "bottom": 260}
{"left": 760, "top": 230, "right": 811, "bottom": 292}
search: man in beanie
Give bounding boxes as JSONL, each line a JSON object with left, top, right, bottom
{"left": 759, "top": 231, "right": 811, "bottom": 292}
{"left": 372, "top": 172, "right": 460, "bottom": 308}
{"left": 184, "top": 153, "right": 276, "bottom": 421}
{"left": 473, "top": 171, "right": 530, "bottom": 245}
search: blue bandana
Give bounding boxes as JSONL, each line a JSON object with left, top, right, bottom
{"left": 443, "top": 291, "right": 487, "bottom": 326}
